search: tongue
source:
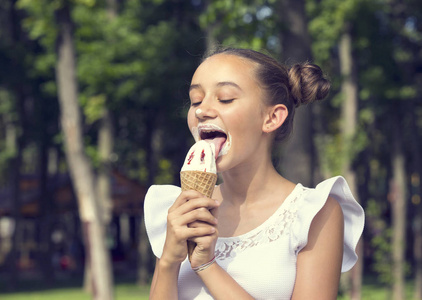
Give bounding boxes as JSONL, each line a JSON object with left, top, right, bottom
{"left": 208, "top": 136, "right": 226, "bottom": 159}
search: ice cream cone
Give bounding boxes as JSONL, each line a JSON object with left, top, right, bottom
{"left": 180, "top": 171, "right": 217, "bottom": 198}
{"left": 181, "top": 171, "right": 217, "bottom": 260}
{"left": 180, "top": 141, "right": 218, "bottom": 262}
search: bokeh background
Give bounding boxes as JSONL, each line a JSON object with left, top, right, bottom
{"left": 0, "top": 0, "right": 421, "bottom": 299}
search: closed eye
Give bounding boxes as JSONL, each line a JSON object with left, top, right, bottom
{"left": 219, "top": 99, "right": 235, "bottom": 104}
{"left": 191, "top": 101, "right": 202, "bottom": 107}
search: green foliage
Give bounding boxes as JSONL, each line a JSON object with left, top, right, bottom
{"left": 155, "top": 159, "right": 175, "bottom": 185}
{"left": 307, "top": 0, "right": 370, "bottom": 64}
{"left": 0, "top": 89, "right": 18, "bottom": 184}
{"left": 366, "top": 198, "right": 393, "bottom": 284}
{"left": 81, "top": 94, "right": 106, "bottom": 124}
{"left": 199, "top": 0, "right": 279, "bottom": 53}
{"left": 16, "top": 0, "right": 58, "bottom": 48}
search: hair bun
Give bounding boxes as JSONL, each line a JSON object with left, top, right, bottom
{"left": 288, "top": 63, "right": 331, "bottom": 107}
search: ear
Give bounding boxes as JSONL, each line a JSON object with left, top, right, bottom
{"left": 262, "top": 104, "right": 288, "bottom": 134}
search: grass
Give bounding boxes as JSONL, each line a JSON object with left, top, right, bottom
{"left": 338, "top": 277, "right": 416, "bottom": 300}
{"left": 0, "top": 283, "right": 150, "bottom": 300}
{"left": 0, "top": 276, "right": 417, "bottom": 300}
{"left": 0, "top": 275, "right": 150, "bottom": 300}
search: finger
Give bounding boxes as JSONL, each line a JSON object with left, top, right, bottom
{"left": 209, "top": 205, "right": 219, "bottom": 219}
{"left": 189, "top": 230, "right": 218, "bottom": 250}
{"left": 170, "top": 190, "right": 204, "bottom": 211}
{"left": 169, "top": 190, "right": 218, "bottom": 215}
{"left": 187, "top": 226, "right": 217, "bottom": 240}
{"left": 167, "top": 207, "right": 217, "bottom": 236}
{"left": 182, "top": 208, "right": 218, "bottom": 226}
{"left": 178, "top": 197, "right": 220, "bottom": 216}
{"left": 188, "top": 220, "right": 210, "bottom": 228}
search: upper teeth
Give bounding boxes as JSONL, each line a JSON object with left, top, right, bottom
{"left": 198, "top": 124, "right": 226, "bottom": 135}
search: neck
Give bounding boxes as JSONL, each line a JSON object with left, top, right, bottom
{"left": 219, "top": 156, "right": 282, "bottom": 206}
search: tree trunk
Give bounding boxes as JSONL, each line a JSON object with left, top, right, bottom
{"left": 90, "top": 105, "right": 114, "bottom": 293}
{"left": 409, "top": 100, "right": 422, "bottom": 300}
{"left": 55, "top": 3, "right": 114, "bottom": 300}
{"left": 7, "top": 126, "right": 23, "bottom": 291}
{"left": 137, "top": 218, "right": 150, "bottom": 285}
{"left": 278, "top": 0, "right": 315, "bottom": 187}
{"left": 390, "top": 114, "right": 407, "bottom": 300}
{"left": 97, "top": 0, "right": 118, "bottom": 229}
{"left": 83, "top": 1, "right": 118, "bottom": 292}
{"left": 137, "top": 111, "right": 158, "bottom": 284}
{"left": 97, "top": 109, "right": 114, "bottom": 226}
{"left": 414, "top": 191, "right": 422, "bottom": 300}
{"left": 338, "top": 28, "right": 363, "bottom": 300}
{"left": 38, "top": 135, "right": 54, "bottom": 284}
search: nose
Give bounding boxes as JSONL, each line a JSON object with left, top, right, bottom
{"left": 195, "top": 101, "right": 217, "bottom": 119}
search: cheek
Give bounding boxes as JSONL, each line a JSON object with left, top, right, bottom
{"left": 224, "top": 106, "right": 262, "bottom": 133}
{"left": 187, "top": 109, "right": 200, "bottom": 140}
{"left": 187, "top": 109, "right": 196, "bottom": 128}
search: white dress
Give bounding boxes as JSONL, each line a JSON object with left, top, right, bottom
{"left": 144, "top": 176, "right": 365, "bottom": 300}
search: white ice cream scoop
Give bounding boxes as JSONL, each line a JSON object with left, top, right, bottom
{"left": 181, "top": 140, "right": 216, "bottom": 174}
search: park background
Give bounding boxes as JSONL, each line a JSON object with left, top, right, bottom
{"left": 0, "top": 0, "right": 421, "bottom": 299}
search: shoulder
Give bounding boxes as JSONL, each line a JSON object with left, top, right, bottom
{"left": 316, "top": 196, "right": 344, "bottom": 226}
{"left": 312, "top": 196, "right": 343, "bottom": 227}
{"left": 292, "top": 195, "right": 345, "bottom": 299}
{"left": 292, "top": 176, "right": 364, "bottom": 272}
{"left": 304, "top": 196, "right": 344, "bottom": 251}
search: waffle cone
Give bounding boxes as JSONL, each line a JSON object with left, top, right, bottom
{"left": 180, "top": 171, "right": 217, "bottom": 260}
{"left": 180, "top": 171, "right": 217, "bottom": 198}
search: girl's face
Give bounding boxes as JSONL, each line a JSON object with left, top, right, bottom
{"left": 187, "top": 54, "right": 271, "bottom": 172}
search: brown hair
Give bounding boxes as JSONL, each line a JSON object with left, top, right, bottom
{"left": 203, "top": 47, "right": 330, "bottom": 141}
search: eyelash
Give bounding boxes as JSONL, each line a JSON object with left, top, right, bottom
{"left": 190, "top": 99, "right": 234, "bottom": 107}
{"left": 219, "top": 99, "right": 234, "bottom": 103}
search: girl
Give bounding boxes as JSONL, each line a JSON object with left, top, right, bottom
{"left": 144, "top": 48, "right": 364, "bottom": 299}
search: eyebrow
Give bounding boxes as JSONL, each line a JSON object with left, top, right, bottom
{"left": 189, "top": 81, "right": 243, "bottom": 92}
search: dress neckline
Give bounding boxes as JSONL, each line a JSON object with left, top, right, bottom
{"left": 217, "top": 183, "right": 304, "bottom": 241}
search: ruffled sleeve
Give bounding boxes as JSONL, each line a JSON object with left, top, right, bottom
{"left": 292, "top": 176, "right": 365, "bottom": 272}
{"left": 144, "top": 185, "right": 181, "bottom": 258}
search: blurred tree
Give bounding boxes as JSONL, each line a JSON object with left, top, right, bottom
{"left": 278, "top": 0, "right": 315, "bottom": 187}
{"left": 386, "top": 3, "right": 422, "bottom": 299}
{"left": 0, "top": 0, "right": 23, "bottom": 289}
{"left": 345, "top": 0, "right": 421, "bottom": 297}
{"left": 198, "top": 0, "right": 280, "bottom": 53}
{"left": 338, "top": 24, "right": 362, "bottom": 300}
{"left": 307, "top": 0, "right": 367, "bottom": 296}
{"left": 390, "top": 113, "right": 407, "bottom": 300}
{"left": 361, "top": 1, "right": 422, "bottom": 297}
{"left": 14, "top": 0, "right": 116, "bottom": 297}
{"left": 0, "top": 0, "right": 58, "bottom": 288}
{"left": 54, "top": 1, "right": 114, "bottom": 299}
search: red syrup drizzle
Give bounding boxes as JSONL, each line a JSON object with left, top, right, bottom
{"left": 187, "top": 151, "right": 194, "bottom": 165}
{"left": 200, "top": 149, "right": 205, "bottom": 163}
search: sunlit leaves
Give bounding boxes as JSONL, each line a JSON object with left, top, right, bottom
{"left": 199, "top": 0, "right": 278, "bottom": 52}
{"left": 82, "top": 94, "right": 106, "bottom": 124}
{"left": 307, "top": 0, "right": 368, "bottom": 64}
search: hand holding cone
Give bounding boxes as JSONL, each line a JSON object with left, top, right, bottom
{"left": 180, "top": 140, "right": 217, "bottom": 261}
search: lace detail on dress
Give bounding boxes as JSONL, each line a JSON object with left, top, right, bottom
{"left": 215, "top": 187, "right": 308, "bottom": 261}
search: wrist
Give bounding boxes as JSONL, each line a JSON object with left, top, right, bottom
{"left": 192, "top": 255, "right": 216, "bottom": 273}
{"left": 158, "top": 256, "right": 182, "bottom": 273}
{"left": 194, "top": 258, "right": 219, "bottom": 278}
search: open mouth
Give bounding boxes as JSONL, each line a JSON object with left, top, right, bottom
{"left": 198, "top": 124, "right": 229, "bottom": 159}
